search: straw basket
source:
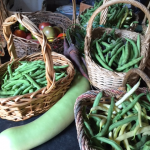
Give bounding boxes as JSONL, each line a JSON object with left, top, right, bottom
{"left": 0, "top": 13, "right": 75, "bottom": 121}
{"left": 84, "top": 0, "right": 150, "bottom": 90}
{"left": 0, "top": 0, "right": 75, "bottom": 58}
{"left": 74, "top": 68, "right": 150, "bottom": 150}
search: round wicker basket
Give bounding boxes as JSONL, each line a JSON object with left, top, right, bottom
{"left": 74, "top": 68, "right": 150, "bottom": 150}
{"left": 0, "top": 13, "right": 75, "bottom": 121}
{"left": 84, "top": 0, "right": 150, "bottom": 90}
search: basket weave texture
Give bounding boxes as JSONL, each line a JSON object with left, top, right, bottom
{"left": 0, "top": 13, "right": 75, "bottom": 121}
{"left": 84, "top": 0, "right": 150, "bottom": 90}
{"left": 74, "top": 68, "right": 150, "bottom": 150}
{"left": 7, "top": 11, "right": 73, "bottom": 58}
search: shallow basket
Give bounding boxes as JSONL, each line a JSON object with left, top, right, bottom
{"left": 0, "top": 13, "right": 75, "bottom": 121}
{"left": 84, "top": 0, "right": 150, "bottom": 90}
{"left": 74, "top": 68, "right": 150, "bottom": 150}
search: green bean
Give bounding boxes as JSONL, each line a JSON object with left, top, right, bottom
{"left": 106, "top": 53, "right": 109, "bottom": 64}
{"left": 111, "top": 42, "right": 123, "bottom": 57}
{"left": 0, "top": 90, "right": 14, "bottom": 96}
{"left": 22, "top": 85, "right": 33, "bottom": 94}
{"left": 55, "top": 72, "right": 66, "bottom": 81}
{"left": 53, "top": 65, "right": 69, "bottom": 70}
{"left": 24, "top": 74, "right": 41, "bottom": 90}
{"left": 101, "top": 42, "right": 111, "bottom": 48}
{"left": 132, "top": 135, "right": 147, "bottom": 150}
{"left": 95, "top": 52, "right": 113, "bottom": 71}
{"left": 113, "top": 93, "right": 145, "bottom": 122}
{"left": 103, "top": 39, "right": 122, "bottom": 53}
{"left": 95, "top": 97, "right": 114, "bottom": 137}
{"left": 35, "top": 72, "right": 45, "bottom": 79}
{"left": 120, "top": 6, "right": 129, "bottom": 28}
{"left": 12, "top": 83, "right": 22, "bottom": 90}
{"left": 35, "top": 77, "right": 46, "bottom": 83}
{"left": 30, "top": 69, "right": 45, "bottom": 77}
{"left": 84, "top": 120, "right": 94, "bottom": 139}
{"left": 92, "top": 92, "right": 103, "bottom": 114}
{"left": 3, "top": 74, "right": 8, "bottom": 84}
{"left": 96, "top": 41, "right": 106, "bottom": 62}
{"left": 13, "top": 85, "right": 29, "bottom": 96}
{"left": 7, "top": 64, "right": 13, "bottom": 79}
{"left": 109, "top": 115, "right": 138, "bottom": 132}
{"left": 4, "top": 80, "right": 30, "bottom": 89}
{"left": 143, "top": 140, "right": 150, "bottom": 150}
{"left": 108, "top": 45, "right": 124, "bottom": 67}
{"left": 125, "top": 38, "right": 138, "bottom": 59}
{"left": 116, "top": 56, "right": 143, "bottom": 71}
{"left": 146, "top": 93, "right": 150, "bottom": 102}
{"left": 118, "top": 47, "right": 124, "bottom": 67}
{"left": 92, "top": 137, "right": 123, "bottom": 150}
{"left": 29, "top": 89, "right": 34, "bottom": 93}
{"left": 137, "top": 34, "right": 141, "bottom": 57}
{"left": 122, "top": 41, "right": 129, "bottom": 65}
{"left": 109, "top": 10, "right": 117, "bottom": 21}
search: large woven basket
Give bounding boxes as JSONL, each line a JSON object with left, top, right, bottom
{"left": 0, "top": 0, "right": 74, "bottom": 58}
{"left": 0, "top": 13, "right": 75, "bottom": 121}
{"left": 84, "top": 0, "right": 150, "bottom": 90}
{"left": 74, "top": 68, "right": 150, "bottom": 150}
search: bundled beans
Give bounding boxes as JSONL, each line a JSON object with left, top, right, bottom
{"left": 79, "top": 1, "right": 138, "bottom": 29}
{"left": 83, "top": 80, "right": 150, "bottom": 150}
{"left": 91, "top": 29, "right": 143, "bottom": 72}
{"left": 0, "top": 60, "right": 68, "bottom": 97}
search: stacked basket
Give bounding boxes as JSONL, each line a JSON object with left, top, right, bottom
{"left": 74, "top": 68, "right": 150, "bottom": 150}
{"left": 0, "top": 0, "right": 77, "bottom": 58}
{"left": 0, "top": 13, "right": 75, "bottom": 121}
{"left": 83, "top": 0, "right": 150, "bottom": 90}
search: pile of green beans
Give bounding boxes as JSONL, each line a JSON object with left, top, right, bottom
{"left": 82, "top": 83, "right": 150, "bottom": 150}
{"left": 92, "top": 29, "right": 143, "bottom": 72}
{"left": 0, "top": 60, "right": 68, "bottom": 98}
{"left": 80, "top": 1, "right": 138, "bottom": 29}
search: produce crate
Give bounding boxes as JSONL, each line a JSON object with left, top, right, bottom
{"left": 0, "top": 13, "right": 75, "bottom": 121}
{"left": 74, "top": 68, "right": 150, "bottom": 150}
{"left": 84, "top": 0, "right": 150, "bottom": 90}
{"left": 79, "top": 1, "right": 93, "bottom": 13}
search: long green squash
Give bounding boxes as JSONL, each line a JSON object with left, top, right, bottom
{"left": 0, "top": 73, "right": 90, "bottom": 150}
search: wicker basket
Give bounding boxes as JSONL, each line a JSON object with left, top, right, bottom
{"left": 84, "top": 0, "right": 150, "bottom": 90}
{"left": 74, "top": 68, "right": 150, "bottom": 150}
{"left": 0, "top": 13, "right": 75, "bottom": 121}
{"left": 0, "top": 0, "right": 74, "bottom": 58}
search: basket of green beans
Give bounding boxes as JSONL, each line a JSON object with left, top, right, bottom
{"left": 84, "top": 0, "right": 150, "bottom": 90}
{"left": 0, "top": 13, "right": 75, "bottom": 122}
{"left": 77, "top": 0, "right": 139, "bottom": 30}
{"left": 74, "top": 68, "right": 150, "bottom": 150}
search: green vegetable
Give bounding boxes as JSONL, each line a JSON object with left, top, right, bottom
{"left": 92, "top": 92, "right": 103, "bottom": 114}
{"left": 0, "top": 74, "right": 90, "bottom": 150}
{"left": 92, "top": 137, "right": 123, "bottom": 150}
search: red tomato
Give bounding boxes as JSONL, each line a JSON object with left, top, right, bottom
{"left": 39, "top": 22, "right": 51, "bottom": 30}
{"left": 13, "top": 30, "right": 27, "bottom": 38}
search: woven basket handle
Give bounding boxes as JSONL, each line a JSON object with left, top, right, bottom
{"left": 0, "top": 0, "right": 8, "bottom": 31}
{"left": 2, "top": 13, "right": 55, "bottom": 92}
{"left": 72, "top": 0, "right": 76, "bottom": 25}
{"left": 86, "top": 0, "right": 150, "bottom": 39}
{"left": 122, "top": 68, "right": 150, "bottom": 89}
{"left": 100, "top": 0, "right": 109, "bottom": 25}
